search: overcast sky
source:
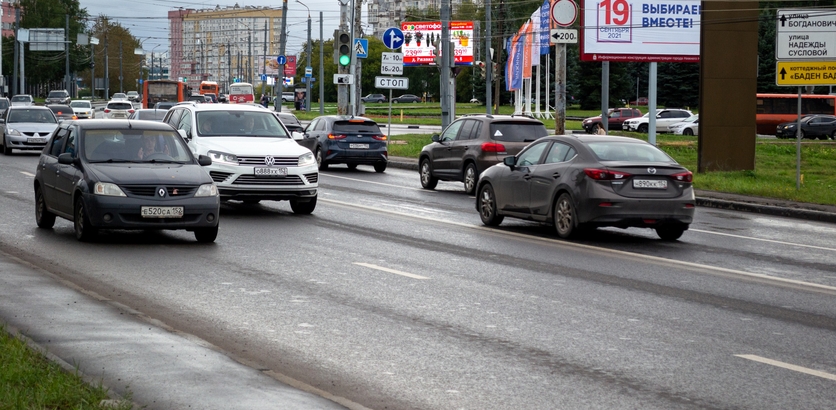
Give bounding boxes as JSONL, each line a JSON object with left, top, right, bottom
{"left": 79, "top": 0, "right": 362, "bottom": 56}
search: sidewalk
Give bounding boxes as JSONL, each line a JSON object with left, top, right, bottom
{"left": 385, "top": 155, "right": 836, "bottom": 224}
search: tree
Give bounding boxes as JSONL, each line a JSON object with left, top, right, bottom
{"left": 87, "top": 16, "right": 142, "bottom": 97}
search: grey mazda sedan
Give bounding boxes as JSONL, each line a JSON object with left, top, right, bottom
{"left": 475, "top": 134, "right": 695, "bottom": 241}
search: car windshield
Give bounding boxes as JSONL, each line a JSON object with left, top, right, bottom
{"left": 70, "top": 101, "right": 91, "bottom": 108}
{"left": 7, "top": 109, "right": 56, "bottom": 123}
{"left": 587, "top": 141, "right": 675, "bottom": 162}
{"left": 11, "top": 96, "right": 29, "bottom": 102}
{"left": 333, "top": 120, "right": 382, "bottom": 134}
{"left": 196, "top": 111, "right": 289, "bottom": 138}
{"left": 84, "top": 129, "right": 193, "bottom": 163}
{"left": 489, "top": 122, "right": 549, "bottom": 142}
{"left": 48, "top": 92, "right": 66, "bottom": 98}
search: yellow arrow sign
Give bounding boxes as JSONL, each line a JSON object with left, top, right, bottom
{"left": 776, "top": 61, "right": 836, "bottom": 86}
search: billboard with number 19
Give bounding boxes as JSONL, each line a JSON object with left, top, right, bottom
{"left": 580, "top": 0, "right": 701, "bottom": 62}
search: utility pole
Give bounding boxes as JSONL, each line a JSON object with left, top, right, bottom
{"left": 227, "top": 43, "right": 232, "bottom": 92}
{"left": 262, "top": 20, "right": 267, "bottom": 95}
{"left": 319, "top": 11, "right": 324, "bottom": 114}
{"left": 440, "top": 0, "right": 451, "bottom": 128}
{"left": 348, "top": 0, "right": 357, "bottom": 115}
{"left": 13, "top": 6, "right": 19, "bottom": 96}
{"left": 65, "top": 15, "right": 71, "bottom": 95}
{"left": 279, "top": 0, "right": 289, "bottom": 104}
{"left": 119, "top": 40, "right": 123, "bottom": 93}
{"left": 248, "top": 31, "right": 252, "bottom": 84}
{"left": 494, "top": 0, "right": 504, "bottom": 114}
{"left": 485, "top": 0, "right": 492, "bottom": 115}
{"left": 337, "top": 0, "right": 349, "bottom": 115}
{"left": 104, "top": 36, "right": 109, "bottom": 99}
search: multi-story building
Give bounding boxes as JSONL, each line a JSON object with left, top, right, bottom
{"left": 169, "top": 5, "right": 284, "bottom": 92}
{"left": 1, "top": 0, "right": 20, "bottom": 37}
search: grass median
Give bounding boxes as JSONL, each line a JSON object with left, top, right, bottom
{"left": 0, "top": 325, "right": 133, "bottom": 409}
{"left": 387, "top": 132, "right": 836, "bottom": 206}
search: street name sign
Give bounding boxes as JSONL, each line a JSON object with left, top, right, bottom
{"left": 375, "top": 76, "right": 409, "bottom": 90}
{"left": 776, "top": 61, "right": 836, "bottom": 86}
{"left": 776, "top": 8, "right": 836, "bottom": 60}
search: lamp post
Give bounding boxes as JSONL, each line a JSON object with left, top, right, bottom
{"left": 296, "top": 0, "right": 312, "bottom": 112}
{"left": 150, "top": 45, "right": 160, "bottom": 80}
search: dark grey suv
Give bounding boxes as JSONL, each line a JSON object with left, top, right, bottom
{"left": 45, "top": 90, "right": 71, "bottom": 105}
{"left": 419, "top": 114, "right": 549, "bottom": 195}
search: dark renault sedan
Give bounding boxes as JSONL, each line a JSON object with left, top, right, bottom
{"left": 34, "top": 120, "right": 221, "bottom": 242}
{"left": 475, "top": 135, "right": 695, "bottom": 241}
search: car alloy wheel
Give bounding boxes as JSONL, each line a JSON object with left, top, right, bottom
{"left": 463, "top": 163, "right": 478, "bottom": 195}
{"left": 554, "top": 193, "right": 577, "bottom": 239}
{"left": 637, "top": 124, "right": 648, "bottom": 133}
{"left": 420, "top": 159, "right": 438, "bottom": 190}
{"left": 683, "top": 128, "right": 694, "bottom": 136}
{"left": 1, "top": 135, "right": 10, "bottom": 155}
{"left": 478, "top": 184, "right": 504, "bottom": 226}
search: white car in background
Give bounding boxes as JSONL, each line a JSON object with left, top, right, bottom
{"left": 670, "top": 114, "right": 699, "bottom": 136}
{"left": 622, "top": 108, "right": 693, "bottom": 133}
{"left": 70, "top": 100, "right": 94, "bottom": 119}
{"left": 103, "top": 101, "right": 135, "bottom": 119}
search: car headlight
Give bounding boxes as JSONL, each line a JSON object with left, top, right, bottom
{"left": 194, "top": 183, "right": 218, "bottom": 197}
{"left": 298, "top": 151, "right": 315, "bottom": 167}
{"left": 7, "top": 128, "right": 21, "bottom": 136}
{"left": 94, "top": 182, "right": 127, "bottom": 197}
{"left": 207, "top": 150, "right": 238, "bottom": 165}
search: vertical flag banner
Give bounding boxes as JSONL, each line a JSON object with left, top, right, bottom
{"left": 522, "top": 21, "right": 533, "bottom": 78}
{"left": 529, "top": 13, "right": 541, "bottom": 66}
{"left": 540, "top": 0, "right": 552, "bottom": 54}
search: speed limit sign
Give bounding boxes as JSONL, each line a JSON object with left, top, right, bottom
{"left": 551, "top": 0, "right": 578, "bottom": 27}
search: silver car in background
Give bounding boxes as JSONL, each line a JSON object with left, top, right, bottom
{"left": 0, "top": 106, "right": 59, "bottom": 155}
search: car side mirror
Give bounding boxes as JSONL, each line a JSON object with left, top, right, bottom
{"left": 291, "top": 131, "right": 304, "bottom": 141}
{"left": 197, "top": 155, "right": 212, "bottom": 166}
{"left": 177, "top": 129, "right": 190, "bottom": 141}
{"left": 431, "top": 134, "right": 440, "bottom": 142}
{"left": 503, "top": 155, "right": 517, "bottom": 167}
{"left": 58, "top": 153, "right": 75, "bottom": 165}
{"left": 0, "top": 119, "right": 5, "bottom": 124}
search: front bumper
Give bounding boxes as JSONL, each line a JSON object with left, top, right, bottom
{"left": 206, "top": 162, "right": 319, "bottom": 202}
{"left": 83, "top": 193, "right": 220, "bottom": 230}
{"left": 4, "top": 134, "right": 48, "bottom": 151}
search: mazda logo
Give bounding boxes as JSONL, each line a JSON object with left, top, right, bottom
{"left": 647, "top": 167, "right": 657, "bottom": 174}
{"left": 264, "top": 156, "right": 275, "bottom": 166}
{"left": 158, "top": 188, "right": 166, "bottom": 197}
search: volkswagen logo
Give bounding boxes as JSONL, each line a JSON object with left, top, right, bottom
{"left": 158, "top": 188, "right": 166, "bottom": 197}
{"left": 264, "top": 156, "right": 275, "bottom": 166}
{"left": 647, "top": 167, "right": 657, "bottom": 174}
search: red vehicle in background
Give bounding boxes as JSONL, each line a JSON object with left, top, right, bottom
{"left": 228, "top": 82, "right": 254, "bottom": 104}
{"left": 582, "top": 107, "right": 643, "bottom": 134}
{"left": 629, "top": 97, "right": 648, "bottom": 106}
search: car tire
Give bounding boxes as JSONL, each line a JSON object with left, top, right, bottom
{"left": 374, "top": 162, "right": 387, "bottom": 173}
{"left": 656, "top": 225, "right": 686, "bottom": 241}
{"left": 316, "top": 148, "right": 328, "bottom": 170}
{"left": 194, "top": 227, "right": 219, "bottom": 243}
{"left": 74, "top": 197, "right": 98, "bottom": 242}
{"left": 35, "top": 187, "right": 56, "bottom": 229}
{"left": 478, "top": 184, "right": 504, "bottom": 226}
{"left": 554, "top": 193, "right": 578, "bottom": 239}
{"left": 393, "top": 100, "right": 399, "bottom": 104}
{"left": 683, "top": 128, "right": 694, "bottom": 136}
{"left": 347, "top": 164, "right": 358, "bottom": 170}
{"left": 463, "top": 163, "right": 478, "bottom": 195}
{"left": 1, "top": 135, "right": 10, "bottom": 155}
{"left": 420, "top": 159, "right": 438, "bottom": 190}
{"left": 590, "top": 124, "right": 601, "bottom": 135}
{"left": 290, "top": 195, "right": 317, "bottom": 214}
{"left": 831, "top": 131, "right": 836, "bottom": 140}
{"left": 800, "top": 130, "right": 806, "bottom": 139}
{"left": 637, "top": 124, "right": 649, "bottom": 133}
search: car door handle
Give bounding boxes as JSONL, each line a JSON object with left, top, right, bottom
{"left": 524, "top": 174, "right": 532, "bottom": 180}
{"left": 553, "top": 172, "right": 561, "bottom": 179}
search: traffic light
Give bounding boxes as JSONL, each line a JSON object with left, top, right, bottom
{"left": 334, "top": 30, "right": 351, "bottom": 67}
{"left": 476, "top": 61, "right": 486, "bottom": 78}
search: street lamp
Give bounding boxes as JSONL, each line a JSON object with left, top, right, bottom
{"left": 296, "top": 0, "right": 312, "bottom": 112}
{"left": 150, "top": 45, "right": 160, "bottom": 80}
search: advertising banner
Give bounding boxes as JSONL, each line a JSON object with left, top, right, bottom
{"left": 258, "top": 56, "right": 281, "bottom": 76}
{"left": 580, "top": 0, "right": 701, "bottom": 62}
{"left": 400, "top": 21, "right": 474, "bottom": 66}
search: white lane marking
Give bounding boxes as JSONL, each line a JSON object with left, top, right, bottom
{"left": 735, "top": 355, "right": 836, "bottom": 381}
{"left": 20, "top": 171, "right": 35, "bottom": 177}
{"left": 353, "top": 262, "right": 429, "bottom": 280}
{"left": 322, "top": 173, "right": 426, "bottom": 191}
{"left": 321, "top": 198, "right": 836, "bottom": 294}
{"left": 690, "top": 228, "right": 836, "bottom": 252}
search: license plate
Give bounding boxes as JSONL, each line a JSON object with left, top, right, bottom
{"left": 349, "top": 143, "right": 369, "bottom": 149}
{"left": 254, "top": 167, "right": 288, "bottom": 176}
{"left": 141, "top": 206, "right": 184, "bottom": 218}
{"left": 27, "top": 137, "right": 46, "bottom": 144}
{"left": 633, "top": 179, "right": 668, "bottom": 189}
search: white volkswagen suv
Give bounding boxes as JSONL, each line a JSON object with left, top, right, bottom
{"left": 622, "top": 108, "right": 693, "bottom": 133}
{"left": 162, "top": 103, "right": 318, "bottom": 213}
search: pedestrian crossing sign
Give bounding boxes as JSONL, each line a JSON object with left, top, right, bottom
{"left": 354, "top": 38, "right": 368, "bottom": 59}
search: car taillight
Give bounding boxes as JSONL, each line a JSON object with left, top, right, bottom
{"left": 583, "top": 168, "right": 630, "bottom": 180}
{"left": 128, "top": 109, "right": 135, "bottom": 113}
{"left": 104, "top": 109, "right": 110, "bottom": 113}
{"left": 671, "top": 171, "right": 693, "bottom": 182}
{"left": 481, "top": 142, "right": 506, "bottom": 153}
{"left": 328, "top": 133, "right": 347, "bottom": 139}
{"left": 372, "top": 134, "right": 387, "bottom": 141}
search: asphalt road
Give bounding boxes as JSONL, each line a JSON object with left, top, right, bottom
{"left": 0, "top": 152, "right": 834, "bottom": 409}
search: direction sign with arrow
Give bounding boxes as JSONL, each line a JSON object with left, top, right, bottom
{"left": 550, "top": 29, "right": 578, "bottom": 44}
{"left": 776, "top": 60, "right": 836, "bottom": 86}
{"left": 383, "top": 27, "right": 404, "bottom": 49}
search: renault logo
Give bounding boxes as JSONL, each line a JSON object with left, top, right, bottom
{"left": 158, "top": 188, "right": 166, "bottom": 197}
{"left": 647, "top": 167, "right": 657, "bottom": 174}
{"left": 264, "top": 156, "right": 275, "bottom": 166}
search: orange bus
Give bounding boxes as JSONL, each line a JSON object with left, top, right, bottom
{"left": 199, "top": 81, "right": 219, "bottom": 102}
{"left": 756, "top": 93, "right": 836, "bottom": 135}
{"left": 142, "top": 80, "right": 189, "bottom": 108}
{"left": 228, "top": 82, "right": 254, "bottom": 104}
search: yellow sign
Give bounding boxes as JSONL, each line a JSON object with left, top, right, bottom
{"left": 776, "top": 61, "right": 836, "bottom": 86}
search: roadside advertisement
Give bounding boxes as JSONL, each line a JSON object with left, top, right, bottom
{"left": 258, "top": 56, "right": 280, "bottom": 76}
{"left": 579, "top": 0, "right": 700, "bottom": 62}
{"left": 284, "top": 55, "right": 297, "bottom": 76}
{"left": 400, "top": 21, "right": 474, "bottom": 66}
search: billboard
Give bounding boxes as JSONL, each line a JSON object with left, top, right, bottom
{"left": 580, "top": 0, "right": 700, "bottom": 62}
{"left": 401, "top": 21, "right": 474, "bottom": 66}
{"left": 258, "top": 56, "right": 280, "bottom": 76}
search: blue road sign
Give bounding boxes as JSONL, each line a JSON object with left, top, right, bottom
{"left": 382, "top": 27, "right": 404, "bottom": 50}
{"left": 277, "top": 55, "right": 287, "bottom": 65}
{"left": 260, "top": 74, "right": 267, "bottom": 81}
{"left": 354, "top": 38, "right": 368, "bottom": 59}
